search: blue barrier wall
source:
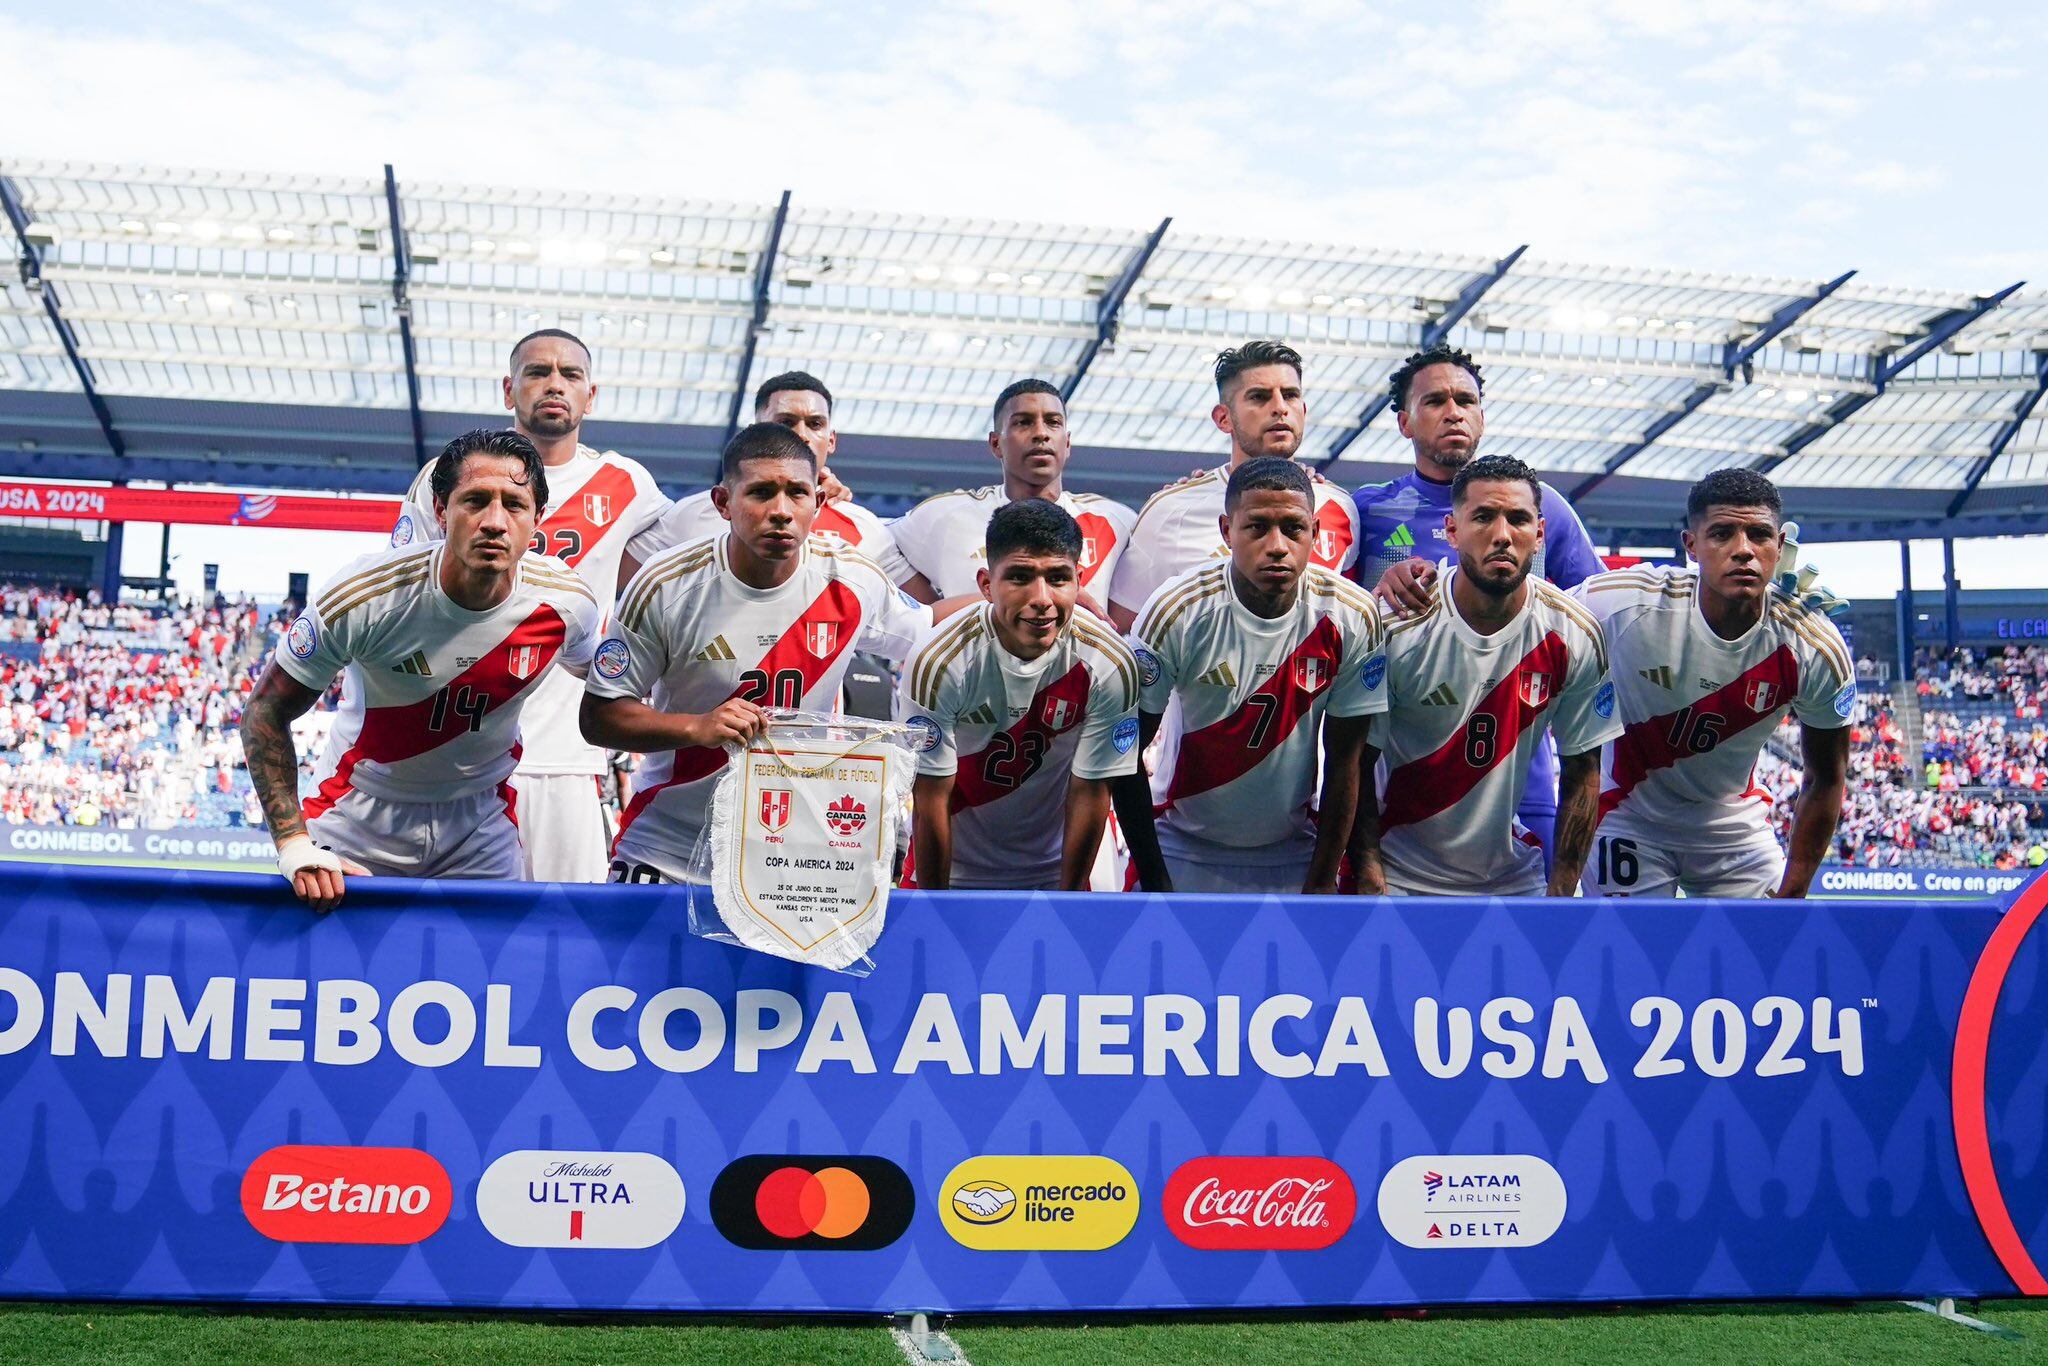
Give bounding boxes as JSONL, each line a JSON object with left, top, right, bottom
{"left": 0, "top": 865, "right": 2042, "bottom": 1312}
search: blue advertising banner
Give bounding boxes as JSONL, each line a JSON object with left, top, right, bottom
{"left": 0, "top": 864, "right": 2043, "bottom": 1312}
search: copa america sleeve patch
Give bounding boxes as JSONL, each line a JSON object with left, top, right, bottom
{"left": 1595, "top": 680, "right": 1616, "bottom": 718}
{"left": 593, "top": 637, "right": 631, "bottom": 681}
{"left": 286, "top": 615, "right": 318, "bottom": 660}
{"left": 1362, "top": 655, "right": 1387, "bottom": 691}
{"left": 1133, "top": 647, "right": 1162, "bottom": 687}
{"left": 1112, "top": 717, "right": 1140, "bottom": 754}
{"left": 389, "top": 513, "right": 414, "bottom": 547}
{"left": 1833, "top": 683, "right": 1857, "bottom": 718}
{"left": 905, "top": 714, "right": 941, "bottom": 753}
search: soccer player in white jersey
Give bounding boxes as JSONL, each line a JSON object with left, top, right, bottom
{"left": 1114, "top": 458, "right": 1385, "bottom": 895}
{"left": 1108, "top": 341, "right": 1361, "bottom": 631}
{"left": 645, "top": 371, "right": 904, "bottom": 572}
{"left": 890, "top": 379, "right": 1136, "bottom": 606}
{"left": 899, "top": 500, "right": 1141, "bottom": 891}
{"left": 242, "top": 431, "right": 602, "bottom": 911}
{"left": 583, "top": 423, "right": 934, "bottom": 885}
{"left": 1576, "top": 469, "right": 1852, "bottom": 898}
{"left": 1353, "top": 454, "right": 1621, "bottom": 898}
{"left": 389, "top": 329, "right": 671, "bottom": 882}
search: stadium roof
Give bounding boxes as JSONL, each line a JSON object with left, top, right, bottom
{"left": 3, "top": 158, "right": 2043, "bottom": 544}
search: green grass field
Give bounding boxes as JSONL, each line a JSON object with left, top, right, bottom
{"left": 2, "top": 1299, "right": 2044, "bottom": 1365}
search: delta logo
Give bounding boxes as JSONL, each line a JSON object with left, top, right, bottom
{"left": 939, "top": 1156, "right": 1139, "bottom": 1251}
{"left": 1376, "top": 1155, "right": 1567, "bottom": 1249}
{"left": 710, "top": 1155, "right": 914, "bottom": 1251}
{"left": 475, "top": 1150, "right": 685, "bottom": 1249}
{"left": 1163, "top": 1157, "right": 1355, "bottom": 1251}
{"left": 241, "top": 1145, "right": 451, "bottom": 1245}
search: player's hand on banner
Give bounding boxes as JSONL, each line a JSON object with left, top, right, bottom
{"left": 684, "top": 697, "right": 768, "bottom": 748}
{"left": 1774, "top": 520, "right": 1849, "bottom": 620}
{"left": 818, "top": 465, "right": 854, "bottom": 504}
{"left": 1375, "top": 557, "right": 1440, "bottom": 616}
{"left": 276, "top": 834, "right": 369, "bottom": 914}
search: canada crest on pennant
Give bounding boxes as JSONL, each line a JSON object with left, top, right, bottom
{"left": 1745, "top": 679, "right": 1778, "bottom": 712}
{"left": 758, "top": 788, "right": 792, "bottom": 832}
{"left": 1519, "top": 671, "right": 1550, "bottom": 708}
{"left": 583, "top": 493, "right": 613, "bottom": 527}
{"left": 507, "top": 644, "right": 542, "bottom": 680}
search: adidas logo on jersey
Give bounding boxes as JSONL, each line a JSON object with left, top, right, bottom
{"left": 1639, "top": 665, "right": 1674, "bottom": 689}
{"left": 391, "top": 649, "right": 433, "bottom": 677}
{"left": 1386, "top": 524, "right": 1416, "bottom": 550}
{"left": 1196, "top": 662, "right": 1238, "bottom": 688}
{"left": 1419, "top": 681, "right": 1459, "bottom": 706}
{"left": 961, "top": 702, "right": 998, "bottom": 726}
{"left": 695, "top": 635, "right": 736, "bottom": 662}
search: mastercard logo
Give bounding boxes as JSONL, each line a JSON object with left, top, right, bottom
{"left": 710, "top": 1155, "right": 914, "bottom": 1251}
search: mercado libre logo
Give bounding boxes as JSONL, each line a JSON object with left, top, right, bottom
{"left": 475, "top": 1150, "right": 685, "bottom": 1249}
{"left": 1162, "top": 1156, "right": 1356, "bottom": 1251}
{"left": 710, "top": 1156, "right": 914, "bottom": 1251}
{"left": 241, "top": 1145, "right": 451, "bottom": 1245}
{"left": 939, "top": 1156, "right": 1139, "bottom": 1251}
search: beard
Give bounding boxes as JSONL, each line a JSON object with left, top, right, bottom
{"left": 524, "top": 408, "right": 578, "bottom": 439}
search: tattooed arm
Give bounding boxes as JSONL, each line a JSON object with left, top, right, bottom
{"left": 241, "top": 661, "right": 360, "bottom": 911}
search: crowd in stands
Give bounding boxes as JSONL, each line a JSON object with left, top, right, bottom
{"left": 3, "top": 583, "right": 2047, "bottom": 873}
{"left": 0, "top": 584, "right": 329, "bottom": 832}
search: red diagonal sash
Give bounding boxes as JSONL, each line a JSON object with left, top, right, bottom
{"left": 950, "top": 661, "right": 1093, "bottom": 810}
{"left": 1599, "top": 644, "right": 1799, "bottom": 822}
{"left": 540, "top": 463, "right": 639, "bottom": 569}
{"left": 612, "top": 577, "right": 862, "bottom": 844}
{"left": 814, "top": 503, "right": 866, "bottom": 547}
{"left": 1165, "top": 615, "right": 1342, "bottom": 804}
{"left": 1380, "top": 630, "right": 1568, "bottom": 828}
{"left": 1311, "top": 496, "right": 1353, "bottom": 570}
{"left": 301, "top": 603, "right": 567, "bottom": 820}
{"left": 1074, "top": 511, "right": 1117, "bottom": 588}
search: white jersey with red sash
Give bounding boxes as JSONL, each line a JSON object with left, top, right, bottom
{"left": 1110, "top": 464, "right": 1359, "bottom": 619}
{"left": 276, "top": 543, "right": 601, "bottom": 815}
{"left": 1576, "top": 565, "right": 1853, "bottom": 848}
{"left": 1130, "top": 562, "right": 1385, "bottom": 863}
{"left": 898, "top": 604, "right": 1141, "bottom": 886}
{"left": 888, "top": 485, "right": 1136, "bottom": 599}
{"left": 1375, "top": 568, "right": 1622, "bottom": 894}
{"left": 648, "top": 489, "right": 909, "bottom": 583}
{"left": 391, "top": 444, "right": 669, "bottom": 775}
{"left": 588, "top": 533, "right": 931, "bottom": 881}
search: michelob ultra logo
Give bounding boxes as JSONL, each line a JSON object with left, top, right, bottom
{"left": 241, "top": 1144, "right": 451, "bottom": 1245}
{"left": 939, "top": 1156, "right": 1139, "bottom": 1251}
{"left": 476, "top": 1150, "right": 685, "bottom": 1249}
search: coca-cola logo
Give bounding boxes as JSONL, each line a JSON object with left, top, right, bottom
{"left": 1162, "top": 1157, "right": 1356, "bottom": 1251}
{"left": 241, "top": 1145, "right": 452, "bottom": 1245}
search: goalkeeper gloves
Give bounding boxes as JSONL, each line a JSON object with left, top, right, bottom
{"left": 1773, "top": 520, "right": 1849, "bottom": 620}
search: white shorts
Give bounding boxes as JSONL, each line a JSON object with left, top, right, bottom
{"left": 1582, "top": 820, "right": 1784, "bottom": 899}
{"left": 606, "top": 858, "right": 702, "bottom": 886}
{"left": 512, "top": 772, "right": 611, "bottom": 883}
{"left": 1162, "top": 849, "right": 1309, "bottom": 897}
{"left": 1381, "top": 861, "right": 1546, "bottom": 898}
{"left": 952, "top": 867, "right": 1060, "bottom": 893}
{"left": 306, "top": 784, "right": 521, "bottom": 880}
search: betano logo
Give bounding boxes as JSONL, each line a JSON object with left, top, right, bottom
{"left": 475, "top": 1149, "right": 685, "bottom": 1249}
{"left": 1376, "top": 1155, "right": 1566, "bottom": 1249}
{"left": 939, "top": 1156, "right": 1138, "bottom": 1251}
{"left": 710, "top": 1155, "right": 915, "bottom": 1251}
{"left": 241, "top": 1144, "right": 452, "bottom": 1245}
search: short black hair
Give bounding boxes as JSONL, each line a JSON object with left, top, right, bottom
{"left": 721, "top": 421, "right": 816, "bottom": 483}
{"left": 1687, "top": 467, "right": 1783, "bottom": 526}
{"left": 1450, "top": 453, "right": 1541, "bottom": 510}
{"left": 1214, "top": 340, "right": 1304, "bottom": 399}
{"left": 1225, "top": 454, "right": 1313, "bottom": 513}
{"left": 508, "top": 328, "right": 591, "bottom": 371}
{"left": 992, "top": 377, "right": 1063, "bottom": 430}
{"left": 430, "top": 429, "right": 549, "bottom": 512}
{"left": 986, "top": 498, "right": 1082, "bottom": 567}
{"left": 1388, "top": 343, "right": 1483, "bottom": 413}
{"left": 755, "top": 370, "right": 832, "bottom": 416}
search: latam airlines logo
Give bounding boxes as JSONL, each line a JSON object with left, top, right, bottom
{"left": 475, "top": 1150, "right": 685, "bottom": 1249}
{"left": 1163, "top": 1157, "right": 1356, "bottom": 1251}
{"left": 1376, "top": 1155, "right": 1566, "bottom": 1249}
{"left": 241, "top": 1145, "right": 451, "bottom": 1245}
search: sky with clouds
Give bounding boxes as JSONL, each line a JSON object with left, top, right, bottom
{"left": 4, "top": 0, "right": 2044, "bottom": 597}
